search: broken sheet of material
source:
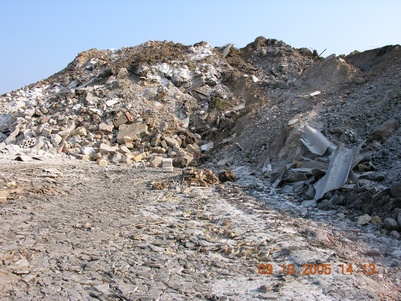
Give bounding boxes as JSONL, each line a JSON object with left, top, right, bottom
{"left": 313, "top": 144, "right": 355, "bottom": 200}
{"left": 300, "top": 125, "right": 336, "bottom": 156}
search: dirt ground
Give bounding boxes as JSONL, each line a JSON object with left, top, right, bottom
{"left": 1, "top": 159, "right": 400, "bottom": 300}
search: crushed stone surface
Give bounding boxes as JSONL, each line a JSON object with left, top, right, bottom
{"left": 0, "top": 160, "right": 400, "bottom": 300}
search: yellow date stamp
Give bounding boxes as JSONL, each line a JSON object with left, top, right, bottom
{"left": 257, "top": 263, "right": 377, "bottom": 275}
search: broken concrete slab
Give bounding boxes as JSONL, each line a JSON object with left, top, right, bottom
{"left": 116, "top": 123, "right": 147, "bottom": 144}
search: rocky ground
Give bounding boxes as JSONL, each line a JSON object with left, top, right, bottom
{"left": 0, "top": 159, "right": 400, "bottom": 300}
{"left": 1, "top": 37, "right": 401, "bottom": 300}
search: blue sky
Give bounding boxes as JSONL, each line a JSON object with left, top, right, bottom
{"left": 1, "top": 0, "right": 400, "bottom": 94}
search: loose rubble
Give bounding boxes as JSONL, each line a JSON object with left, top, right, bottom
{"left": 1, "top": 37, "right": 401, "bottom": 299}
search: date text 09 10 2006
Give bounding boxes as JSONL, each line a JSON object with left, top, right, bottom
{"left": 257, "top": 263, "right": 377, "bottom": 275}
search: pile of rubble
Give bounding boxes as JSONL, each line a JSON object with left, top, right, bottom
{"left": 1, "top": 37, "right": 401, "bottom": 223}
{"left": 0, "top": 41, "right": 235, "bottom": 168}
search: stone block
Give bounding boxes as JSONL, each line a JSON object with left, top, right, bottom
{"left": 162, "top": 158, "right": 174, "bottom": 172}
{"left": 111, "top": 153, "right": 123, "bottom": 163}
{"left": 186, "top": 143, "right": 200, "bottom": 155}
{"left": 41, "top": 127, "right": 52, "bottom": 137}
{"left": 151, "top": 134, "right": 161, "bottom": 147}
{"left": 390, "top": 181, "right": 401, "bottom": 199}
{"left": 98, "top": 159, "right": 108, "bottom": 166}
{"left": 81, "top": 146, "right": 96, "bottom": 156}
{"left": 50, "top": 134, "right": 62, "bottom": 146}
{"left": 383, "top": 217, "right": 400, "bottom": 231}
{"left": 117, "top": 123, "right": 147, "bottom": 144}
{"left": 119, "top": 145, "right": 131, "bottom": 154}
{"left": 150, "top": 156, "right": 163, "bottom": 168}
{"left": 133, "top": 152, "right": 147, "bottom": 162}
{"left": 164, "top": 137, "right": 180, "bottom": 148}
{"left": 357, "top": 214, "right": 371, "bottom": 225}
{"left": 161, "top": 140, "right": 168, "bottom": 149}
{"left": 113, "top": 112, "right": 128, "bottom": 127}
{"left": 99, "top": 122, "right": 114, "bottom": 133}
{"left": 99, "top": 143, "right": 117, "bottom": 155}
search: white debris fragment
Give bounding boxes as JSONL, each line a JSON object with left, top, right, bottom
{"left": 309, "top": 91, "right": 321, "bottom": 97}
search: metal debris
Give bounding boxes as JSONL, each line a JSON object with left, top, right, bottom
{"left": 313, "top": 144, "right": 355, "bottom": 200}
{"left": 273, "top": 125, "right": 368, "bottom": 200}
{"left": 300, "top": 125, "right": 336, "bottom": 156}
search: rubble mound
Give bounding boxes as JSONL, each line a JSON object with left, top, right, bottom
{"left": 1, "top": 38, "right": 401, "bottom": 223}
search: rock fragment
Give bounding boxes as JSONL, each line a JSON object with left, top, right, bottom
{"left": 117, "top": 124, "right": 147, "bottom": 144}
{"left": 218, "top": 170, "right": 237, "bottom": 182}
{"left": 383, "top": 217, "right": 400, "bottom": 231}
{"left": 358, "top": 214, "right": 371, "bottom": 225}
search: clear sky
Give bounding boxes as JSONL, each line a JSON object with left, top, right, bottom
{"left": 1, "top": 0, "right": 400, "bottom": 94}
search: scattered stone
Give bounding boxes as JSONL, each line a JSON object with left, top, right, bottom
{"left": 371, "top": 216, "right": 382, "bottom": 225}
{"left": 99, "top": 143, "right": 116, "bottom": 155}
{"left": 99, "top": 122, "right": 114, "bottom": 133}
{"left": 218, "top": 170, "right": 237, "bottom": 182}
{"left": 336, "top": 213, "right": 345, "bottom": 219}
{"left": 173, "top": 157, "right": 189, "bottom": 168}
{"left": 150, "top": 156, "right": 163, "bottom": 168}
{"left": 383, "top": 217, "right": 400, "bottom": 231}
{"left": 358, "top": 214, "right": 371, "bottom": 225}
{"left": 164, "top": 137, "right": 180, "bottom": 149}
{"left": 162, "top": 158, "right": 174, "bottom": 172}
{"left": 91, "top": 153, "right": 102, "bottom": 161}
{"left": 0, "top": 190, "right": 9, "bottom": 202}
{"left": 364, "top": 249, "right": 383, "bottom": 257}
{"left": 369, "top": 118, "right": 399, "bottom": 143}
{"left": 182, "top": 167, "right": 220, "bottom": 186}
{"left": 398, "top": 212, "right": 401, "bottom": 227}
{"left": 133, "top": 152, "right": 147, "bottom": 163}
{"left": 117, "top": 123, "right": 147, "bottom": 144}
{"left": 390, "top": 182, "right": 401, "bottom": 199}
{"left": 152, "top": 181, "right": 167, "bottom": 190}
{"left": 119, "top": 145, "right": 131, "bottom": 154}
{"left": 390, "top": 230, "right": 400, "bottom": 239}
{"left": 83, "top": 222, "right": 92, "bottom": 229}
{"left": 113, "top": 112, "right": 128, "bottom": 128}
{"left": 150, "top": 134, "right": 161, "bottom": 147}
{"left": 185, "top": 143, "right": 200, "bottom": 156}
{"left": 41, "top": 127, "right": 52, "bottom": 137}
{"left": 50, "top": 134, "right": 62, "bottom": 146}
{"left": 98, "top": 159, "right": 108, "bottom": 166}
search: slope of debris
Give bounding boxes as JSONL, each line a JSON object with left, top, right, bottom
{"left": 1, "top": 37, "right": 401, "bottom": 231}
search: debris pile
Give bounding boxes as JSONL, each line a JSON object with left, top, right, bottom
{"left": 269, "top": 125, "right": 375, "bottom": 202}
{"left": 0, "top": 41, "right": 246, "bottom": 167}
{"left": 182, "top": 167, "right": 220, "bottom": 187}
{"left": 1, "top": 37, "right": 401, "bottom": 222}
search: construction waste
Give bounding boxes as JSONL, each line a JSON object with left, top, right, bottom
{"left": 1, "top": 37, "right": 401, "bottom": 223}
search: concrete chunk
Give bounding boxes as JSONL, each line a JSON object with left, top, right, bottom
{"left": 99, "top": 122, "right": 114, "bottom": 133}
{"left": 99, "top": 143, "right": 117, "bottom": 155}
{"left": 162, "top": 158, "right": 174, "bottom": 172}
{"left": 117, "top": 123, "right": 147, "bottom": 144}
{"left": 164, "top": 137, "right": 180, "bottom": 149}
